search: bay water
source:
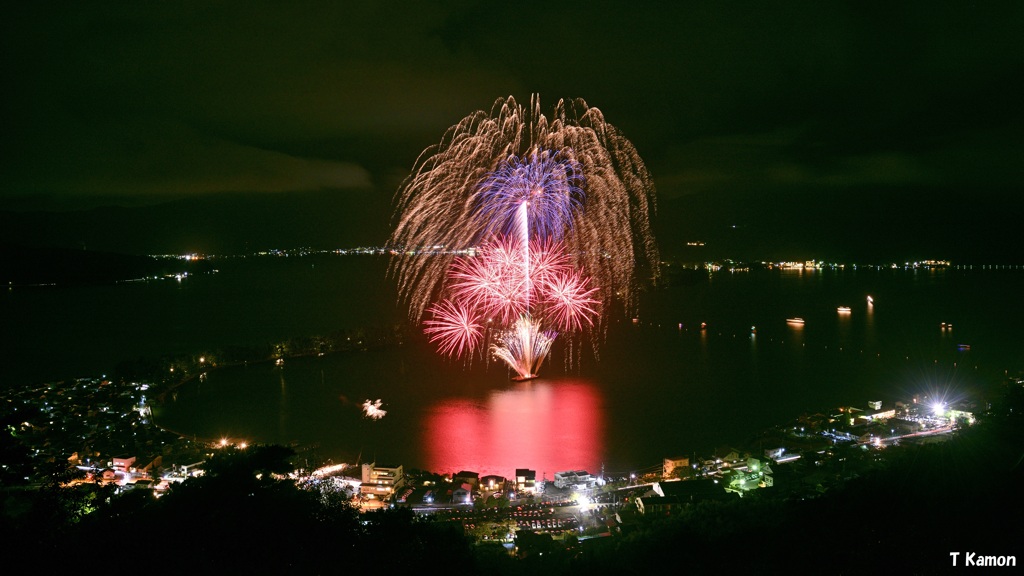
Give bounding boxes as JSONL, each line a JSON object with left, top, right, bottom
{"left": 4, "top": 257, "right": 1021, "bottom": 477}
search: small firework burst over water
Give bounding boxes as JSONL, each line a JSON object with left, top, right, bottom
{"left": 362, "top": 399, "right": 386, "bottom": 420}
{"left": 390, "top": 95, "right": 658, "bottom": 378}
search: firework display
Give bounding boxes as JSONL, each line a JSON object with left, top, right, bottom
{"left": 390, "top": 96, "right": 658, "bottom": 378}
{"left": 362, "top": 399, "right": 387, "bottom": 420}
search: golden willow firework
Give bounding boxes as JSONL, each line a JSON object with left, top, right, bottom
{"left": 389, "top": 95, "right": 658, "bottom": 376}
{"left": 391, "top": 96, "right": 658, "bottom": 317}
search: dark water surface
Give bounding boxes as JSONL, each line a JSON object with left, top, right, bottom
{"left": 2, "top": 255, "right": 402, "bottom": 386}
{"left": 5, "top": 258, "right": 1022, "bottom": 477}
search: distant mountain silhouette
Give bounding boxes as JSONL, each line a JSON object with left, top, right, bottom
{"left": 0, "top": 188, "right": 391, "bottom": 256}
{"left": 1, "top": 186, "right": 1018, "bottom": 263}
{"left": 655, "top": 185, "right": 1020, "bottom": 264}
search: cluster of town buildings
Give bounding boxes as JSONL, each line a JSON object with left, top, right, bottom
{"left": 3, "top": 369, "right": 983, "bottom": 523}
{"left": 293, "top": 391, "right": 976, "bottom": 517}
{"left": 1, "top": 377, "right": 198, "bottom": 487}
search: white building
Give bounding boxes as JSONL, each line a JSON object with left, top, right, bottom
{"left": 553, "top": 470, "right": 596, "bottom": 490}
{"left": 359, "top": 462, "right": 404, "bottom": 498}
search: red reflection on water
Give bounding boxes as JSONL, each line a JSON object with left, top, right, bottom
{"left": 422, "top": 378, "right": 604, "bottom": 478}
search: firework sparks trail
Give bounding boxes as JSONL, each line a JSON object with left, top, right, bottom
{"left": 389, "top": 95, "right": 658, "bottom": 378}
{"left": 362, "top": 399, "right": 387, "bottom": 420}
{"left": 490, "top": 316, "right": 556, "bottom": 380}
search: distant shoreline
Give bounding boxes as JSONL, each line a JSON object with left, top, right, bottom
{"left": 148, "top": 334, "right": 404, "bottom": 452}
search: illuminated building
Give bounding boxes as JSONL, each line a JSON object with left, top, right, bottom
{"left": 452, "top": 482, "right": 475, "bottom": 504}
{"left": 452, "top": 470, "right": 480, "bottom": 491}
{"left": 949, "top": 409, "right": 976, "bottom": 425}
{"left": 480, "top": 475, "right": 506, "bottom": 492}
{"left": 722, "top": 458, "right": 773, "bottom": 496}
{"left": 662, "top": 456, "right": 690, "bottom": 479}
{"left": 553, "top": 470, "right": 596, "bottom": 490}
{"left": 111, "top": 456, "right": 136, "bottom": 473}
{"left": 515, "top": 468, "right": 538, "bottom": 493}
{"left": 856, "top": 404, "right": 896, "bottom": 425}
{"left": 359, "top": 462, "right": 404, "bottom": 498}
{"left": 713, "top": 447, "right": 745, "bottom": 467}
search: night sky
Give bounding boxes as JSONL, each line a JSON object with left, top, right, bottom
{"left": 3, "top": 2, "right": 1022, "bottom": 261}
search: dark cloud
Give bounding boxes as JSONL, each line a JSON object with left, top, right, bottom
{"left": 2, "top": 1, "right": 1021, "bottom": 258}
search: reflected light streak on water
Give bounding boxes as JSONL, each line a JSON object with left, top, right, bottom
{"left": 423, "top": 379, "right": 603, "bottom": 478}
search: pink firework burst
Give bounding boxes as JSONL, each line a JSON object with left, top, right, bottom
{"left": 527, "top": 237, "right": 574, "bottom": 286}
{"left": 445, "top": 236, "right": 580, "bottom": 324}
{"left": 542, "top": 270, "right": 601, "bottom": 332}
{"left": 422, "top": 299, "right": 484, "bottom": 358}
{"left": 427, "top": 235, "right": 601, "bottom": 366}
{"left": 448, "top": 238, "right": 529, "bottom": 324}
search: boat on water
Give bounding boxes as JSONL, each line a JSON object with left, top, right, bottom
{"left": 786, "top": 318, "right": 805, "bottom": 325}
{"left": 837, "top": 306, "right": 851, "bottom": 313}
{"left": 957, "top": 344, "right": 971, "bottom": 351}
